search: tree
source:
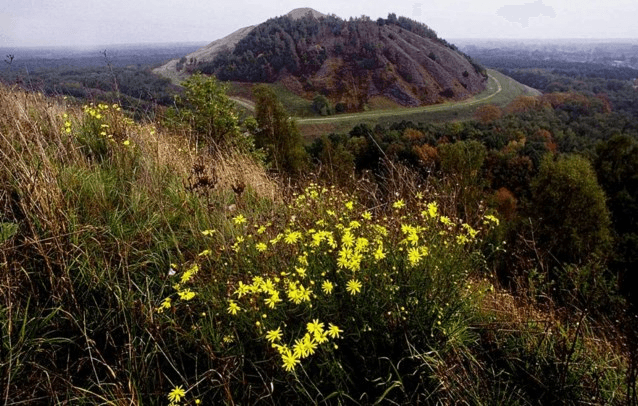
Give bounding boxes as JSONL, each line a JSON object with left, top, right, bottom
{"left": 595, "top": 134, "right": 638, "bottom": 300}
{"left": 170, "top": 73, "right": 244, "bottom": 148}
{"left": 531, "top": 154, "right": 612, "bottom": 265}
{"left": 312, "top": 94, "right": 332, "bottom": 116}
{"left": 473, "top": 104, "right": 502, "bottom": 124}
{"left": 252, "top": 85, "right": 308, "bottom": 174}
{"left": 438, "top": 140, "right": 487, "bottom": 218}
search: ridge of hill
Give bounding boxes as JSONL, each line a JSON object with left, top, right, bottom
{"left": 154, "top": 9, "right": 487, "bottom": 111}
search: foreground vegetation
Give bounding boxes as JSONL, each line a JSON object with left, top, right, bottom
{"left": 1, "top": 79, "right": 636, "bottom": 405}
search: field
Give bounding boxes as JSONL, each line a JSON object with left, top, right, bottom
{"left": 1, "top": 81, "right": 634, "bottom": 405}
{"left": 296, "top": 69, "right": 540, "bottom": 138}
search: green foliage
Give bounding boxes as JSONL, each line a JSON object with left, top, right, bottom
{"left": 311, "top": 94, "right": 332, "bottom": 116}
{"left": 438, "top": 140, "right": 487, "bottom": 182}
{"left": 1, "top": 78, "right": 636, "bottom": 405}
{"left": 595, "top": 134, "right": 638, "bottom": 301}
{"left": 253, "top": 84, "right": 308, "bottom": 174}
{"left": 531, "top": 154, "right": 612, "bottom": 265}
{"left": 168, "top": 73, "right": 248, "bottom": 149}
{"left": 156, "top": 185, "right": 498, "bottom": 403}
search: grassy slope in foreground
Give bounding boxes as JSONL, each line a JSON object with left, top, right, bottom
{"left": 297, "top": 69, "right": 541, "bottom": 138}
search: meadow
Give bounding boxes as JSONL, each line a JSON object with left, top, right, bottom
{"left": 0, "top": 82, "right": 634, "bottom": 405}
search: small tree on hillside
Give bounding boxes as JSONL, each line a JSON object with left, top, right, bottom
{"left": 252, "top": 85, "right": 308, "bottom": 174}
{"left": 168, "top": 73, "right": 247, "bottom": 148}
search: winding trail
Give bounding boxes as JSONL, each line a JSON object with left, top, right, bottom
{"left": 295, "top": 72, "right": 503, "bottom": 125}
{"left": 228, "top": 69, "right": 540, "bottom": 130}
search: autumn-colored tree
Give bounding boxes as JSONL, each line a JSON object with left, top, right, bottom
{"left": 473, "top": 104, "right": 502, "bottom": 124}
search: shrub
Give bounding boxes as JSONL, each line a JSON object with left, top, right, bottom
{"left": 531, "top": 154, "right": 612, "bottom": 265}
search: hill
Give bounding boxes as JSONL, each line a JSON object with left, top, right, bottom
{"left": 155, "top": 9, "right": 487, "bottom": 111}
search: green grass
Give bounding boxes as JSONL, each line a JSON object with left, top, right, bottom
{"left": 296, "top": 69, "right": 540, "bottom": 138}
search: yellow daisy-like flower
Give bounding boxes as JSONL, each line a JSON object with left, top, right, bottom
{"left": 345, "top": 201, "right": 354, "bottom": 210}
{"left": 178, "top": 288, "right": 196, "bottom": 301}
{"left": 265, "top": 292, "right": 282, "bottom": 309}
{"left": 392, "top": 199, "right": 405, "bottom": 209}
{"left": 256, "top": 242, "right": 267, "bottom": 252}
{"left": 235, "top": 281, "right": 251, "bottom": 298}
{"left": 266, "top": 327, "right": 283, "bottom": 343}
{"left": 306, "top": 319, "right": 325, "bottom": 336}
{"left": 157, "top": 297, "right": 171, "bottom": 312}
{"left": 327, "top": 323, "right": 343, "bottom": 339}
{"left": 427, "top": 202, "right": 438, "bottom": 218}
{"left": 295, "top": 266, "right": 307, "bottom": 278}
{"left": 346, "top": 279, "right": 362, "bottom": 295}
{"left": 321, "top": 280, "right": 334, "bottom": 294}
{"left": 408, "top": 247, "right": 422, "bottom": 266}
{"left": 232, "top": 214, "right": 247, "bottom": 225}
{"left": 168, "top": 385, "right": 186, "bottom": 403}
{"left": 122, "top": 140, "right": 130, "bottom": 146}
{"left": 341, "top": 231, "right": 354, "bottom": 248}
{"left": 281, "top": 349, "right": 300, "bottom": 372}
{"left": 227, "top": 300, "right": 240, "bottom": 315}
{"left": 483, "top": 214, "right": 500, "bottom": 226}
{"left": 440, "top": 216, "right": 453, "bottom": 226}
{"left": 284, "top": 231, "right": 302, "bottom": 244}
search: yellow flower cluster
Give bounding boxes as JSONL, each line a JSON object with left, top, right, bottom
{"left": 78, "top": 102, "right": 135, "bottom": 146}
{"left": 165, "top": 183, "right": 499, "bottom": 374}
{"left": 266, "top": 319, "right": 343, "bottom": 371}
{"left": 156, "top": 263, "right": 200, "bottom": 313}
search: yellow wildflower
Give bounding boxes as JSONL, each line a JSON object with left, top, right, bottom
{"left": 321, "top": 280, "right": 334, "bottom": 294}
{"left": 346, "top": 279, "right": 362, "bottom": 295}
{"left": 227, "top": 300, "right": 240, "bottom": 315}
{"left": 265, "top": 292, "right": 282, "bottom": 309}
{"left": 427, "top": 202, "right": 438, "bottom": 218}
{"left": 266, "top": 327, "right": 283, "bottom": 343}
{"left": 392, "top": 199, "right": 405, "bottom": 209}
{"left": 407, "top": 247, "right": 422, "bottom": 266}
{"left": 284, "top": 230, "right": 302, "bottom": 244}
{"left": 306, "top": 319, "right": 325, "bottom": 336}
{"left": 373, "top": 244, "right": 386, "bottom": 261}
{"left": 178, "top": 288, "right": 196, "bottom": 301}
{"left": 232, "top": 214, "right": 247, "bottom": 225}
{"left": 281, "top": 349, "right": 300, "bottom": 372}
{"left": 157, "top": 297, "right": 171, "bottom": 312}
{"left": 168, "top": 385, "right": 186, "bottom": 403}
{"left": 327, "top": 323, "right": 343, "bottom": 339}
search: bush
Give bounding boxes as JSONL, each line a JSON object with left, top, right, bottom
{"left": 531, "top": 154, "right": 612, "bottom": 265}
{"left": 155, "top": 184, "right": 500, "bottom": 403}
{"left": 166, "top": 73, "right": 249, "bottom": 149}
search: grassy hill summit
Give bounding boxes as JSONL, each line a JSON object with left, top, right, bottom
{"left": 155, "top": 9, "right": 487, "bottom": 112}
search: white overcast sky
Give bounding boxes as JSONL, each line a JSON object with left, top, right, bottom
{"left": 1, "top": 0, "right": 637, "bottom": 47}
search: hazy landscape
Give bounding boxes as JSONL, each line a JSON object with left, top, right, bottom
{"left": 2, "top": 3, "right": 638, "bottom": 405}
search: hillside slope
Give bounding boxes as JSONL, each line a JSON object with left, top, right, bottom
{"left": 155, "top": 9, "right": 487, "bottom": 111}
